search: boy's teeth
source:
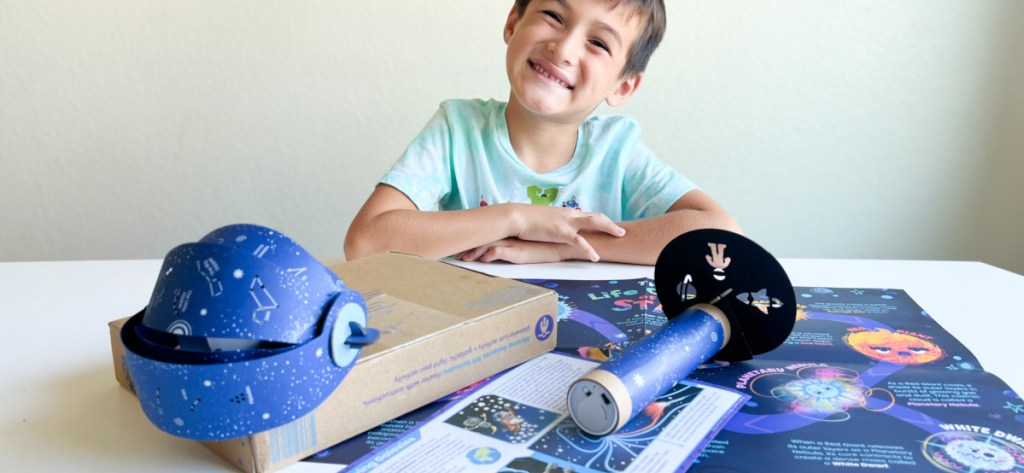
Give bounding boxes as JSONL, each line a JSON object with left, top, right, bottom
{"left": 533, "top": 62, "right": 570, "bottom": 89}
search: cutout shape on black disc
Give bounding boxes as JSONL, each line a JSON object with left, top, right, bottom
{"left": 654, "top": 229, "right": 796, "bottom": 360}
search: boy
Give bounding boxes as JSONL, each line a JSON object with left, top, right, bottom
{"left": 345, "top": 0, "right": 740, "bottom": 265}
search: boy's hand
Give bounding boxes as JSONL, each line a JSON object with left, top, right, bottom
{"left": 456, "top": 238, "right": 589, "bottom": 264}
{"left": 509, "top": 205, "right": 625, "bottom": 262}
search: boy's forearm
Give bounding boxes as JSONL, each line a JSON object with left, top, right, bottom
{"left": 584, "top": 209, "right": 742, "bottom": 265}
{"left": 345, "top": 205, "right": 520, "bottom": 260}
{"left": 346, "top": 185, "right": 626, "bottom": 262}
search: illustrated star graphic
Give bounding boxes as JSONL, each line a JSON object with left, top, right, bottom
{"left": 850, "top": 289, "right": 865, "bottom": 295}
{"left": 1004, "top": 402, "right": 1024, "bottom": 414}
{"left": 946, "top": 365, "right": 960, "bottom": 371}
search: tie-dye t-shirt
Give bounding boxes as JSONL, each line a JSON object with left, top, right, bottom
{"left": 380, "top": 99, "right": 696, "bottom": 221}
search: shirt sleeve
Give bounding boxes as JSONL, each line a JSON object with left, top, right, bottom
{"left": 379, "top": 107, "right": 453, "bottom": 211}
{"left": 621, "top": 141, "right": 697, "bottom": 220}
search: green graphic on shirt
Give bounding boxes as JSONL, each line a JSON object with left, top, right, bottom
{"left": 527, "top": 186, "right": 559, "bottom": 206}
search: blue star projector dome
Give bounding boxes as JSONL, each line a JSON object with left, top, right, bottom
{"left": 120, "top": 224, "right": 379, "bottom": 440}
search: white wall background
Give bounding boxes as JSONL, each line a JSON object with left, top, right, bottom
{"left": 2, "top": 1, "right": 1022, "bottom": 274}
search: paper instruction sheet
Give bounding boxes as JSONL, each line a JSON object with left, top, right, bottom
{"left": 345, "top": 351, "right": 747, "bottom": 472}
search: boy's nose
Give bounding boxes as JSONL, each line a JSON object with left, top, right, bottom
{"left": 547, "top": 35, "right": 578, "bottom": 65}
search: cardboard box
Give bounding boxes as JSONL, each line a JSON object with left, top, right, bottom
{"left": 109, "top": 252, "right": 557, "bottom": 472}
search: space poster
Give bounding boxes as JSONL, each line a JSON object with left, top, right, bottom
{"left": 301, "top": 279, "right": 1024, "bottom": 472}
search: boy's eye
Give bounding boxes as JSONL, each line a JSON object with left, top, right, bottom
{"left": 542, "top": 10, "right": 563, "bottom": 24}
{"left": 589, "top": 39, "right": 610, "bottom": 53}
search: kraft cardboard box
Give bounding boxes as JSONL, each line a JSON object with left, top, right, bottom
{"left": 109, "top": 252, "right": 557, "bottom": 473}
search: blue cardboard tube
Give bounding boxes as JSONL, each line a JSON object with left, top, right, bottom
{"left": 567, "top": 304, "right": 729, "bottom": 436}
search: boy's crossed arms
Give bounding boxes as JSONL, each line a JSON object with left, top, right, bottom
{"left": 344, "top": 183, "right": 738, "bottom": 265}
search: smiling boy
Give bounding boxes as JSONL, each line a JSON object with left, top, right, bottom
{"left": 345, "top": 0, "right": 740, "bottom": 265}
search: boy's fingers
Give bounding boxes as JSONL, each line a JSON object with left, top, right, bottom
{"left": 576, "top": 213, "right": 626, "bottom": 237}
{"left": 570, "top": 234, "right": 600, "bottom": 262}
{"left": 460, "top": 246, "right": 486, "bottom": 261}
{"left": 479, "top": 248, "right": 500, "bottom": 263}
{"left": 481, "top": 246, "right": 512, "bottom": 264}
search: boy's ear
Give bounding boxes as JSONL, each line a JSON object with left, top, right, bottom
{"left": 503, "top": 6, "right": 519, "bottom": 44}
{"left": 605, "top": 73, "right": 643, "bottom": 107}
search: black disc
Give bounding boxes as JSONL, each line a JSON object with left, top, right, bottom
{"left": 654, "top": 229, "right": 796, "bottom": 358}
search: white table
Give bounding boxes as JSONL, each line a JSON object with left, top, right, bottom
{"left": 3, "top": 258, "right": 1022, "bottom": 472}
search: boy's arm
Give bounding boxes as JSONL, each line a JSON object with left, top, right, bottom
{"left": 584, "top": 189, "right": 741, "bottom": 265}
{"left": 343, "top": 184, "right": 626, "bottom": 261}
{"left": 460, "top": 190, "right": 740, "bottom": 265}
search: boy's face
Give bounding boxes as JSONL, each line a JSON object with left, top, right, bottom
{"left": 504, "top": 0, "right": 643, "bottom": 122}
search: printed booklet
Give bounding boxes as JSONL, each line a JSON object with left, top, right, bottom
{"left": 342, "top": 352, "right": 746, "bottom": 472}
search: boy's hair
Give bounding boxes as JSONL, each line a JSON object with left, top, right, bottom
{"left": 513, "top": 0, "right": 666, "bottom": 78}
